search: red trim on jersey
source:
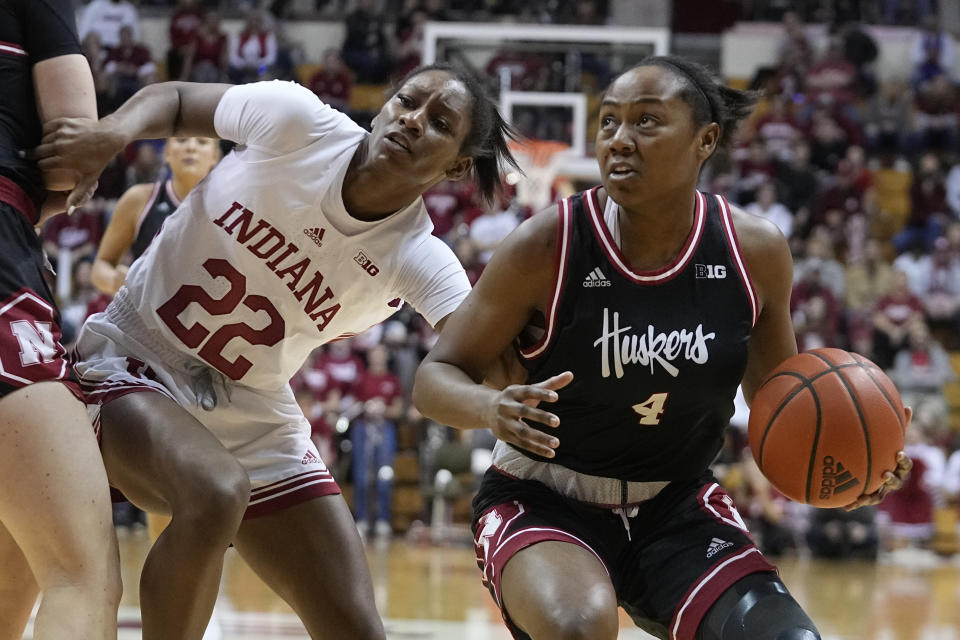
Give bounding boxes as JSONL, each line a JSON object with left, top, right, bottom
{"left": 586, "top": 188, "right": 706, "bottom": 284}
{"left": 670, "top": 546, "right": 776, "bottom": 640}
{"left": 244, "top": 472, "right": 341, "bottom": 519}
{"left": 519, "top": 198, "right": 571, "bottom": 360}
{"left": 0, "top": 175, "right": 37, "bottom": 225}
{"left": 715, "top": 195, "right": 759, "bottom": 327}
{"left": 165, "top": 179, "right": 182, "bottom": 208}
{"left": 0, "top": 41, "right": 27, "bottom": 57}
{"left": 133, "top": 180, "right": 164, "bottom": 238}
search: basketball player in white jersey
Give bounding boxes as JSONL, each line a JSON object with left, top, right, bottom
{"left": 35, "top": 64, "right": 519, "bottom": 639}
{"left": 92, "top": 136, "right": 221, "bottom": 296}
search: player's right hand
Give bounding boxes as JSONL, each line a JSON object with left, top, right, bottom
{"left": 33, "top": 117, "right": 125, "bottom": 211}
{"left": 485, "top": 371, "right": 573, "bottom": 458}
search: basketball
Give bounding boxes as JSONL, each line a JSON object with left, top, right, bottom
{"left": 748, "top": 348, "right": 907, "bottom": 509}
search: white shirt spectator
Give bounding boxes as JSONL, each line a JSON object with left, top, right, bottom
{"left": 229, "top": 29, "right": 278, "bottom": 72}
{"left": 470, "top": 208, "right": 521, "bottom": 263}
{"left": 77, "top": 0, "right": 140, "bottom": 48}
{"left": 892, "top": 251, "right": 933, "bottom": 296}
{"left": 745, "top": 200, "right": 793, "bottom": 238}
{"left": 946, "top": 164, "right": 960, "bottom": 217}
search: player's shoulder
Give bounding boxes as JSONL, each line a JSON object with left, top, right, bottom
{"left": 499, "top": 201, "right": 562, "bottom": 267}
{"left": 728, "top": 200, "right": 791, "bottom": 264}
{"left": 114, "top": 182, "right": 157, "bottom": 216}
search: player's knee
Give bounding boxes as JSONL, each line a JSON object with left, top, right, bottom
{"left": 697, "top": 573, "right": 820, "bottom": 640}
{"left": 174, "top": 460, "right": 250, "bottom": 532}
{"left": 533, "top": 596, "right": 618, "bottom": 640}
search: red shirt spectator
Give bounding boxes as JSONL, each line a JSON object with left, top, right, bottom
{"left": 309, "top": 50, "right": 352, "bottom": 112}
{"left": 315, "top": 341, "right": 365, "bottom": 397}
{"left": 486, "top": 51, "right": 549, "bottom": 91}
{"left": 423, "top": 180, "right": 480, "bottom": 238}
{"left": 169, "top": 0, "right": 204, "bottom": 50}
{"left": 352, "top": 344, "right": 402, "bottom": 420}
{"left": 41, "top": 207, "right": 105, "bottom": 261}
{"left": 804, "top": 40, "right": 857, "bottom": 107}
{"left": 104, "top": 28, "right": 155, "bottom": 82}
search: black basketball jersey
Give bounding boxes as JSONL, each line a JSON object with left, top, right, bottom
{"left": 518, "top": 188, "right": 758, "bottom": 482}
{"left": 0, "top": 0, "right": 83, "bottom": 219}
{"left": 130, "top": 179, "right": 180, "bottom": 260}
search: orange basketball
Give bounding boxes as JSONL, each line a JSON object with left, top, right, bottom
{"left": 748, "top": 348, "right": 907, "bottom": 508}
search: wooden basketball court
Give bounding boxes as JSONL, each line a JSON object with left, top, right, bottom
{"left": 23, "top": 530, "right": 960, "bottom": 639}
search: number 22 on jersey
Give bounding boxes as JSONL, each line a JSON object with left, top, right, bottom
{"left": 156, "top": 258, "right": 285, "bottom": 381}
{"left": 632, "top": 392, "right": 668, "bottom": 425}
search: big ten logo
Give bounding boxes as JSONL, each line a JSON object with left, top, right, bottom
{"left": 354, "top": 250, "right": 380, "bottom": 276}
{"left": 695, "top": 264, "right": 727, "bottom": 279}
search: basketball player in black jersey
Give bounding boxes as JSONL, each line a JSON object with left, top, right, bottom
{"left": 92, "top": 136, "right": 220, "bottom": 296}
{"left": 414, "top": 57, "right": 913, "bottom": 640}
{"left": 0, "top": 1, "right": 120, "bottom": 638}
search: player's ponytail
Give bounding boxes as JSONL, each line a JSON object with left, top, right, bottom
{"left": 392, "top": 63, "right": 522, "bottom": 205}
{"left": 619, "top": 56, "right": 760, "bottom": 154}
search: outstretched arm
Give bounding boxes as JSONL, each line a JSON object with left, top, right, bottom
{"left": 35, "top": 82, "right": 230, "bottom": 210}
{"left": 413, "top": 207, "right": 572, "bottom": 458}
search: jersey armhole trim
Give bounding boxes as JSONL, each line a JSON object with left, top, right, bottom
{"left": 0, "top": 41, "right": 27, "bottom": 57}
{"left": 716, "top": 195, "right": 759, "bottom": 327}
{"left": 519, "top": 198, "right": 571, "bottom": 360}
{"left": 133, "top": 180, "right": 164, "bottom": 239}
{"left": 166, "top": 179, "right": 182, "bottom": 208}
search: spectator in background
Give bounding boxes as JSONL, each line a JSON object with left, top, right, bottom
{"left": 453, "top": 235, "right": 484, "bottom": 286}
{"left": 791, "top": 265, "right": 841, "bottom": 351}
{"left": 316, "top": 339, "right": 366, "bottom": 410}
{"left": 795, "top": 230, "right": 847, "bottom": 299}
{"left": 104, "top": 26, "right": 157, "bottom": 108}
{"left": 775, "top": 139, "right": 818, "bottom": 219}
{"left": 167, "top": 0, "right": 205, "bottom": 81}
{"left": 912, "top": 74, "right": 959, "bottom": 153}
{"left": 752, "top": 93, "right": 802, "bottom": 161}
{"left": 895, "top": 152, "right": 948, "bottom": 253}
{"left": 845, "top": 237, "right": 895, "bottom": 351}
{"left": 841, "top": 21, "right": 879, "bottom": 98}
{"left": 60, "top": 258, "right": 100, "bottom": 344}
{"left": 872, "top": 269, "right": 925, "bottom": 368}
{"left": 745, "top": 181, "right": 794, "bottom": 238}
{"left": 917, "top": 237, "right": 960, "bottom": 342}
{"left": 78, "top": 0, "right": 141, "bottom": 49}
{"left": 41, "top": 205, "right": 106, "bottom": 266}
{"left": 946, "top": 155, "right": 960, "bottom": 218}
{"left": 394, "top": 6, "right": 427, "bottom": 78}
{"left": 807, "top": 108, "right": 851, "bottom": 172}
{"left": 869, "top": 148, "right": 913, "bottom": 243}
{"left": 910, "top": 15, "right": 956, "bottom": 87}
{"left": 468, "top": 199, "right": 521, "bottom": 264}
{"left": 804, "top": 38, "right": 858, "bottom": 112}
{"left": 308, "top": 49, "right": 353, "bottom": 113}
{"left": 733, "top": 137, "right": 776, "bottom": 203}
{"left": 125, "top": 143, "right": 163, "bottom": 188}
{"left": 350, "top": 344, "right": 404, "bottom": 540}
{"left": 183, "top": 10, "right": 228, "bottom": 82}
{"left": 888, "top": 321, "right": 956, "bottom": 438}
{"left": 228, "top": 9, "right": 277, "bottom": 84}
{"left": 863, "top": 80, "right": 912, "bottom": 153}
{"left": 423, "top": 180, "right": 481, "bottom": 241}
{"left": 876, "top": 425, "right": 945, "bottom": 550}
{"left": 341, "top": 0, "right": 392, "bottom": 84}
{"left": 82, "top": 32, "right": 112, "bottom": 116}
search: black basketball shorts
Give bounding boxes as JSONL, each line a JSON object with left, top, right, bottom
{"left": 472, "top": 468, "right": 777, "bottom": 640}
{"left": 0, "top": 201, "right": 79, "bottom": 400}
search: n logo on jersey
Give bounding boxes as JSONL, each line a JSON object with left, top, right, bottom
{"left": 0, "top": 290, "right": 66, "bottom": 386}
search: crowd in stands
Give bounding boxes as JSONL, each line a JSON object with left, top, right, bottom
{"left": 58, "top": 0, "right": 960, "bottom": 551}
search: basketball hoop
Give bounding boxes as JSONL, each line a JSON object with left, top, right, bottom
{"left": 507, "top": 139, "right": 573, "bottom": 212}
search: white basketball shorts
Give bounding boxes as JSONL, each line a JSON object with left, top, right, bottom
{"left": 73, "top": 310, "right": 340, "bottom": 518}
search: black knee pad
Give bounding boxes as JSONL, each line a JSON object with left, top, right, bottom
{"left": 696, "top": 572, "right": 821, "bottom": 640}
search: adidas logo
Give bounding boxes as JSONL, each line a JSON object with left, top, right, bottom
{"left": 706, "top": 537, "right": 733, "bottom": 558}
{"left": 583, "top": 267, "right": 612, "bottom": 287}
{"left": 301, "top": 450, "right": 321, "bottom": 465}
{"left": 820, "top": 456, "right": 860, "bottom": 500}
{"left": 303, "top": 227, "right": 326, "bottom": 248}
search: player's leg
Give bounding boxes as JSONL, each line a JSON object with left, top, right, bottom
{"left": 232, "top": 495, "right": 386, "bottom": 640}
{"left": 98, "top": 391, "right": 251, "bottom": 640}
{"left": 0, "top": 382, "right": 121, "bottom": 640}
{"left": 696, "top": 572, "right": 819, "bottom": 640}
{"left": 0, "top": 521, "right": 38, "bottom": 640}
{"left": 500, "top": 541, "right": 619, "bottom": 640}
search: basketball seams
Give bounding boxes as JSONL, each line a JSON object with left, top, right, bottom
{"left": 756, "top": 371, "right": 808, "bottom": 468}
{"left": 803, "top": 384, "right": 823, "bottom": 504}
{"left": 808, "top": 351, "right": 872, "bottom": 500}
{"left": 850, "top": 353, "right": 905, "bottom": 433}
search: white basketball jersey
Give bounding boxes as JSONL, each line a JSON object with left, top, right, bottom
{"left": 114, "top": 81, "right": 469, "bottom": 390}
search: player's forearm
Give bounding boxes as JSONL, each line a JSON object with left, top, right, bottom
{"left": 413, "top": 361, "right": 499, "bottom": 431}
{"left": 91, "top": 259, "right": 122, "bottom": 295}
{"left": 99, "top": 82, "right": 186, "bottom": 144}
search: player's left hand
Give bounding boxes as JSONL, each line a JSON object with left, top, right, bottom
{"left": 844, "top": 406, "right": 913, "bottom": 511}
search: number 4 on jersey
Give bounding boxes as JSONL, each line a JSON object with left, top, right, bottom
{"left": 632, "top": 392, "right": 668, "bottom": 425}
